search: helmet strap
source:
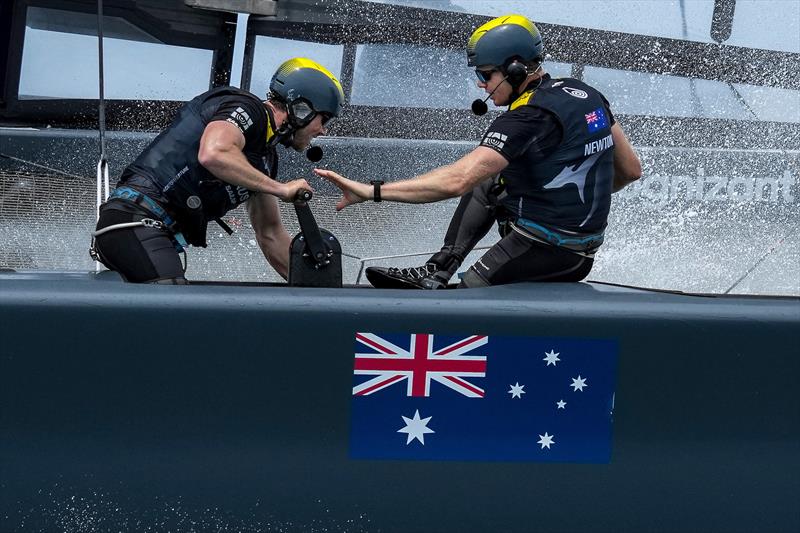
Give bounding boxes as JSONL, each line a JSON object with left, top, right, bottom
{"left": 267, "top": 92, "right": 297, "bottom": 144}
{"left": 275, "top": 126, "right": 295, "bottom": 147}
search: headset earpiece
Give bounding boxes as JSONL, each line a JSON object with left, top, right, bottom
{"left": 505, "top": 61, "right": 528, "bottom": 86}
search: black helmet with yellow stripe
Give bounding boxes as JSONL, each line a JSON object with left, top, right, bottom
{"left": 467, "top": 15, "right": 543, "bottom": 69}
{"left": 269, "top": 57, "right": 345, "bottom": 131}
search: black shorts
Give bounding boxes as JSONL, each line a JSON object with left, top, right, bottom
{"left": 94, "top": 200, "right": 186, "bottom": 283}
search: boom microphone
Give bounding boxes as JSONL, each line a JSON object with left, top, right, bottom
{"left": 471, "top": 98, "right": 489, "bottom": 116}
{"left": 306, "top": 146, "right": 323, "bottom": 162}
{"left": 471, "top": 73, "right": 510, "bottom": 116}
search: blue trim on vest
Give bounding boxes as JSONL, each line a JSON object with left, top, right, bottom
{"left": 516, "top": 217, "right": 604, "bottom": 250}
{"left": 110, "top": 187, "right": 187, "bottom": 250}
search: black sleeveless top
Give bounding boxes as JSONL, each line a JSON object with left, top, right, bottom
{"left": 119, "top": 87, "right": 279, "bottom": 246}
{"left": 480, "top": 77, "right": 616, "bottom": 237}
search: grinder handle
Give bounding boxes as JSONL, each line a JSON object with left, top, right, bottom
{"left": 294, "top": 189, "right": 313, "bottom": 204}
{"left": 293, "top": 189, "right": 328, "bottom": 264}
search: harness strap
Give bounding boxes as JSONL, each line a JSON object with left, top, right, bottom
{"left": 110, "top": 186, "right": 176, "bottom": 227}
{"left": 89, "top": 217, "right": 188, "bottom": 274}
{"left": 90, "top": 220, "right": 155, "bottom": 264}
{"left": 108, "top": 186, "right": 187, "bottom": 249}
{"left": 515, "top": 217, "right": 604, "bottom": 249}
{"left": 92, "top": 218, "right": 165, "bottom": 238}
{"left": 510, "top": 220, "right": 598, "bottom": 259}
{"left": 215, "top": 217, "right": 234, "bottom": 235}
{"left": 92, "top": 214, "right": 187, "bottom": 252}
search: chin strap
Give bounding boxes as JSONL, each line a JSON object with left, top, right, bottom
{"left": 276, "top": 110, "right": 312, "bottom": 147}
{"left": 278, "top": 130, "right": 293, "bottom": 147}
{"left": 272, "top": 126, "right": 294, "bottom": 147}
{"left": 268, "top": 92, "right": 299, "bottom": 147}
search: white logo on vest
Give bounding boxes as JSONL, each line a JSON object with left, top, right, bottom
{"left": 563, "top": 87, "right": 588, "bottom": 99}
{"left": 481, "top": 131, "right": 508, "bottom": 151}
{"left": 227, "top": 106, "right": 254, "bottom": 133}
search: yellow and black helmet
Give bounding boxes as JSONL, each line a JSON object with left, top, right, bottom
{"left": 269, "top": 58, "right": 345, "bottom": 128}
{"left": 467, "top": 15, "right": 543, "bottom": 68}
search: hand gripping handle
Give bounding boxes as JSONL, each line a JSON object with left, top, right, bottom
{"left": 294, "top": 189, "right": 313, "bottom": 204}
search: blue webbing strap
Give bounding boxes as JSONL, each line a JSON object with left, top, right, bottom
{"left": 110, "top": 187, "right": 187, "bottom": 249}
{"left": 515, "top": 217, "right": 604, "bottom": 252}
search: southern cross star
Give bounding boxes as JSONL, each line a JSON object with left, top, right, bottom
{"left": 508, "top": 382, "right": 526, "bottom": 399}
{"left": 556, "top": 400, "right": 567, "bottom": 409}
{"left": 537, "top": 432, "right": 555, "bottom": 449}
{"left": 543, "top": 349, "right": 560, "bottom": 366}
{"left": 397, "top": 409, "right": 435, "bottom": 445}
{"left": 571, "top": 375, "right": 588, "bottom": 392}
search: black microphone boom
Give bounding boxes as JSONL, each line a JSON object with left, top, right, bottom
{"left": 306, "top": 146, "right": 323, "bottom": 162}
{"left": 471, "top": 98, "right": 488, "bottom": 116}
{"left": 471, "top": 73, "right": 510, "bottom": 116}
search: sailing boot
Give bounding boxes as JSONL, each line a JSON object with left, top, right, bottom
{"left": 365, "top": 251, "right": 461, "bottom": 289}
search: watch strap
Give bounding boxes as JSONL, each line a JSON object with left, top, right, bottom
{"left": 370, "top": 180, "right": 385, "bottom": 202}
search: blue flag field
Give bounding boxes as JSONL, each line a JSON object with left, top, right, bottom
{"left": 349, "top": 332, "right": 618, "bottom": 463}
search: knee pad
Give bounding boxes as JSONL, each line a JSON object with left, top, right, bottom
{"left": 458, "top": 267, "right": 490, "bottom": 288}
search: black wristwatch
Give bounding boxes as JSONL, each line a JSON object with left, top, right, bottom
{"left": 370, "top": 180, "right": 385, "bottom": 202}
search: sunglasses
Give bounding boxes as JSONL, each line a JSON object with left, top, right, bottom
{"left": 475, "top": 68, "right": 497, "bottom": 83}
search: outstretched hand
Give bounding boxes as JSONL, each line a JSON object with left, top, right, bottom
{"left": 313, "top": 168, "right": 372, "bottom": 211}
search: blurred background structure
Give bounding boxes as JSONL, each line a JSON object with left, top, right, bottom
{"left": 1, "top": 0, "right": 798, "bottom": 295}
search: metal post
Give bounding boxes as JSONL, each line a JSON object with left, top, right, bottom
{"left": 95, "top": 0, "right": 109, "bottom": 271}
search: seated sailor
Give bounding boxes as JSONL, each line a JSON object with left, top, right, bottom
{"left": 315, "top": 14, "right": 641, "bottom": 288}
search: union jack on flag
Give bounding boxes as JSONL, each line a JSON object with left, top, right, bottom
{"left": 585, "top": 110, "right": 599, "bottom": 123}
{"left": 353, "top": 332, "right": 487, "bottom": 398}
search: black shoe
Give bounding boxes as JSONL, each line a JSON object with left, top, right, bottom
{"left": 365, "top": 263, "right": 451, "bottom": 289}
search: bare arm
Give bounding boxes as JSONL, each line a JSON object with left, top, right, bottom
{"left": 610, "top": 123, "right": 642, "bottom": 192}
{"left": 198, "top": 120, "right": 311, "bottom": 202}
{"left": 314, "top": 146, "right": 508, "bottom": 210}
{"left": 247, "top": 193, "right": 291, "bottom": 280}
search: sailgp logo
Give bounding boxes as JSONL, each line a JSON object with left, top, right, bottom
{"left": 481, "top": 131, "right": 508, "bottom": 151}
{"left": 227, "top": 106, "right": 253, "bottom": 133}
{"left": 563, "top": 87, "right": 588, "bottom": 99}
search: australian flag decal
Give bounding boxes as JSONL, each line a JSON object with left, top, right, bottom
{"left": 349, "top": 332, "right": 618, "bottom": 463}
{"left": 585, "top": 107, "right": 609, "bottom": 133}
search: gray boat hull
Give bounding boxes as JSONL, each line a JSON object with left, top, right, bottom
{"left": 1, "top": 272, "right": 798, "bottom": 532}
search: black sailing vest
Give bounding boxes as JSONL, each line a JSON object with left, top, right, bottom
{"left": 500, "top": 77, "right": 615, "bottom": 238}
{"left": 119, "top": 87, "right": 279, "bottom": 247}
